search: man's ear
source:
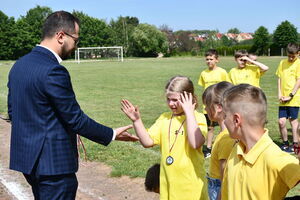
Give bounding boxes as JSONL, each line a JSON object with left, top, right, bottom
{"left": 56, "top": 31, "right": 65, "bottom": 45}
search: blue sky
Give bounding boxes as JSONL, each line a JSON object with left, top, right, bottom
{"left": 1, "top": 0, "right": 299, "bottom": 33}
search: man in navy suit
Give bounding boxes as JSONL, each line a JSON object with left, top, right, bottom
{"left": 7, "top": 11, "right": 138, "bottom": 200}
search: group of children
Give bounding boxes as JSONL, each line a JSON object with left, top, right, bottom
{"left": 120, "top": 43, "right": 300, "bottom": 200}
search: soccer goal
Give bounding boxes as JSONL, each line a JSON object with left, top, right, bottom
{"left": 75, "top": 46, "right": 123, "bottom": 63}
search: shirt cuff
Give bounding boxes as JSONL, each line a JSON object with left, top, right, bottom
{"left": 112, "top": 129, "right": 117, "bottom": 141}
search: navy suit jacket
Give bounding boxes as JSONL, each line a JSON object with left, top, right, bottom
{"left": 8, "top": 46, "right": 113, "bottom": 175}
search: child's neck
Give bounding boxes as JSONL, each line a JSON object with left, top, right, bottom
{"left": 172, "top": 112, "right": 185, "bottom": 117}
{"left": 218, "top": 119, "right": 227, "bottom": 132}
{"left": 208, "top": 66, "right": 218, "bottom": 70}
{"left": 240, "top": 126, "right": 265, "bottom": 153}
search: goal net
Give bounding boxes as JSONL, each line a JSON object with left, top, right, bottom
{"left": 75, "top": 46, "right": 123, "bottom": 63}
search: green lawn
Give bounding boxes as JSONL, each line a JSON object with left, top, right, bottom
{"left": 0, "top": 56, "right": 299, "bottom": 196}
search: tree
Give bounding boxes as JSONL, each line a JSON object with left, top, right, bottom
{"left": 273, "top": 20, "right": 298, "bottom": 48}
{"left": 221, "top": 35, "right": 233, "bottom": 46}
{"left": 110, "top": 16, "right": 139, "bottom": 55}
{"left": 131, "top": 24, "right": 168, "bottom": 57}
{"left": 73, "top": 11, "right": 114, "bottom": 47}
{"left": 252, "top": 26, "right": 270, "bottom": 55}
{"left": 20, "top": 6, "right": 53, "bottom": 44}
{"left": 174, "top": 31, "right": 198, "bottom": 53}
{"left": 0, "top": 11, "right": 16, "bottom": 59}
{"left": 227, "top": 28, "right": 241, "bottom": 34}
{"left": 10, "top": 6, "right": 53, "bottom": 59}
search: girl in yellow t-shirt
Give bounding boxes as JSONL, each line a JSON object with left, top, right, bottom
{"left": 121, "top": 75, "right": 208, "bottom": 200}
{"left": 202, "top": 81, "right": 235, "bottom": 200}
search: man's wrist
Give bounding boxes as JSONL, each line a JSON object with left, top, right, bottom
{"left": 289, "top": 93, "right": 294, "bottom": 98}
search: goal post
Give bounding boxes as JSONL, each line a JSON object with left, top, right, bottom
{"left": 75, "top": 46, "right": 123, "bottom": 63}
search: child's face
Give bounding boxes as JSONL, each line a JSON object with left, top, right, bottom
{"left": 205, "top": 55, "right": 218, "bottom": 69}
{"left": 287, "top": 53, "right": 298, "bottom": 63}
{"left": 166, "top": 92, "right": 184, "bottom": 115}
{"left": 235, "top": 57, "right": 247, "bottom": 68}
{"left": 205, "top": 104, "right": 223, "bottom": 122}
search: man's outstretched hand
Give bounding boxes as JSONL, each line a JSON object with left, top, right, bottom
{"left": 114, "top": 125, "right": 139, "bottom": 142}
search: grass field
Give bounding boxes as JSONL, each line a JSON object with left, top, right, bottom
{"left": 0, "top": 56, "right": 299, "bottom": 196}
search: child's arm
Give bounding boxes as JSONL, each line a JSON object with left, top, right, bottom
{"left": 121, "top": 99, "right": 154, "bottom": 148}
{"left": 219, "top": 159, "right": 227, "bottom": 181}
{"left": 241, "top": 56, "right": 269, "bottom": 72}
{"left": 218, "top": 159, "right": 227, "bottom": 200}
{"left": 179, "top": 92, "right": 205, "bottom": 149}
{"left": 278, "top": 78, "right": 284, "bottom": 103}
{"left": 281, "top": 78, "right": 300, "bottom": 102}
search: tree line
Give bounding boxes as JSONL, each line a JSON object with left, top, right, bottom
{"left": 0, "top": 6, "right": 299, "bottom": 60}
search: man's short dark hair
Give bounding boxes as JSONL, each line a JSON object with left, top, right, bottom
{"left": 205, "top": 49, "right": 219, "bottom": 58}
{"left": 42, "top": 11, "right": 80, "bottom": 40}
{"left": 286, "top": 43, "right": 299, "bottom": 54}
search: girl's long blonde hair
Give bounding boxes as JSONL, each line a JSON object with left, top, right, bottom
{"left": 165, "top": 75, "right": 198, "bottom": 109}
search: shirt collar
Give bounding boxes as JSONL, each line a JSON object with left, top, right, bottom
{"left": 37, "top": 45, "right": 62, "bottom": 63}
{"left": 236, "top": 129, "right": 272, "bottom": 165}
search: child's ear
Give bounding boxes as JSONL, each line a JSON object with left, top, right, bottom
{"left": 233, "top": 113, "right": 242, "bottom": 127}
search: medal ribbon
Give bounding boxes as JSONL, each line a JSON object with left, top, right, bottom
{"left": 168, "top": 114, "right": 186, "bottom": 153}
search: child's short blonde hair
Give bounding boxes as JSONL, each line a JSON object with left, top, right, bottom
{"left": 223, "top": 84, "right": 267, "bottom": 126}
{"left": 165, "top": 75, "right": 198, "bottom": 108}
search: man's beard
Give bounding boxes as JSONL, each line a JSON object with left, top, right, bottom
{"left": 61, "top": 43, "right": 75, "bottom": 60}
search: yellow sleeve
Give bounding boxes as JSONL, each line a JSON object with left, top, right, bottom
{"left": 228, "top": 69, "right": 234, "bottom": 84}
{"left": 275, "top": 61, "right": 283, "bottom": 78}
{"left": 148, "top": 114, "right": 165, "bottom": 145}
{"left": 277, "top": 154, "right": 300, "bottom": 189}
{"left": 195, "top": 112, "right": 208, "bottom": 139}
{"left": 217, "top": 135, "right": 235, "bottom": 160}
{"left": 295, "top": 61, "right": 300, "bottom": 79}
{"left": 198, "top": 72, "right": 205, "bottom": 87}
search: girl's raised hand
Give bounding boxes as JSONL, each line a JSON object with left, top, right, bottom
{"left": 179, "top": 91, "right": 195, "bottom": 115}
{"left": 121, "top": 99, "right": 141, "bottom": 122}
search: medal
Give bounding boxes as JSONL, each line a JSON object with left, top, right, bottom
{"left": 166, "top": 156, "right": 174, "bottom": 165}
{"left": 167, "top": 115, "right": 186, "bottom": 166}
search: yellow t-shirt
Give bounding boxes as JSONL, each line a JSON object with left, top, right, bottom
{"left": 198, "top": 67, "right": 229, "bottom": 113}
{"left": 229, "top": 64, "right": 263, "bottom": 87}
{"left": 198, "top": 67, "right": 229, "bottom": 89}
{"left": 276, "top": 58, "right": 300, "bottom": 107}
{"left": 221, "top": 130, "right": 300, "bottom": 200}
{"left": 209, "top": 129, "right": 235, "bottom": 179}
{"left": 148, "top": 111, "right": 208, "bottom": 200}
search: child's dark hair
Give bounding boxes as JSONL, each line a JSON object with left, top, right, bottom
{"left": 286, "top": 43, "right": 299, "bottom": 54}
{"left": 205, "top": 49, "right": 219, "bottom": 58}
{"left": 145, "top": 163, "right": 160, "bottom": 193}
{"left": 234, "top": 49, "right": 248, "bottom": 59}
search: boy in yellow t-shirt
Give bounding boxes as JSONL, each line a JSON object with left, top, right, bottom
{"left": 221, "top": 84, "right": 300, "bottom": 200}
{"left": 198, "top": 49, "right": 229, "bottom": 158}
{"left": 228, "top": 49, "right": 269, "bottom": 87}
{"left": 276, "top": 43, "right": 300, "bottom": 153}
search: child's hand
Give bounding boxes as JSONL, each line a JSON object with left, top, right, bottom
{"left": 121, "top": 99, "right": 141, "bottom": 122}
{"left": 179, "top": 91, "right": 195, "bottom": 115}
{"left": 241, "top": 56, "right": 251, "bottom": 62}
{"left": 281, "top": 96, "right": 292, "bottom": 102}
